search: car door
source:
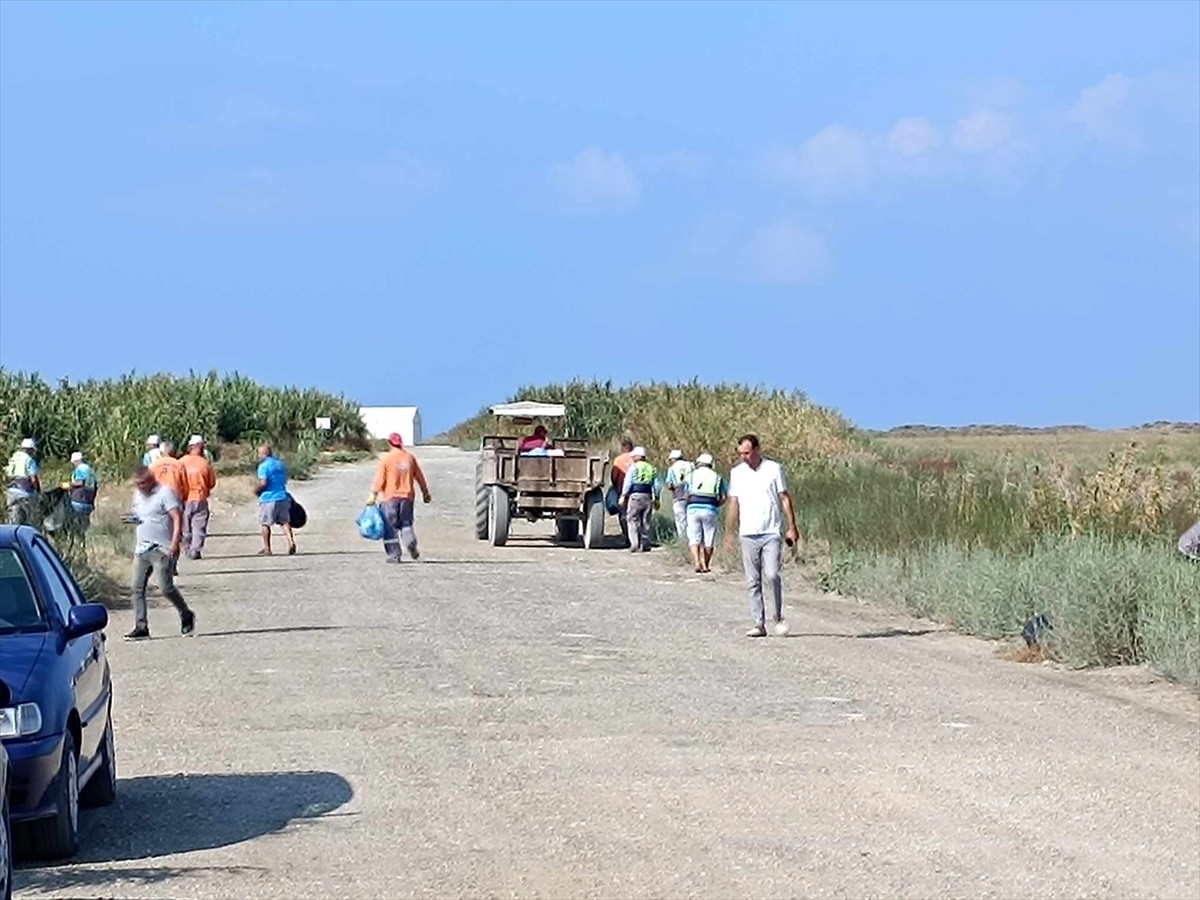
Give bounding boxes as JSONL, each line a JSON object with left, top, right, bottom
{"left": 27, "top": 537, "right": 106, "bottom": 764}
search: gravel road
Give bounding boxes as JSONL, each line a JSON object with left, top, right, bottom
{"left": 13, "top": 446, "right": 1200, "bottom": 899}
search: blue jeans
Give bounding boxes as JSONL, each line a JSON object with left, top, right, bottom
{"left": 380, "top": 497, "right": 417, "bottom": 560}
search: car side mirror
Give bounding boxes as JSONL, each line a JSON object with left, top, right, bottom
{"left": 66, "top": 603, "right": 109, "bottom": 640}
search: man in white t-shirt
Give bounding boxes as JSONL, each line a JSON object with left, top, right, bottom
{"left": 725, "top": 433, "right": 800, "bottom": 638}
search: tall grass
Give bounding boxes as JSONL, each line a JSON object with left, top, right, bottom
{"left": 0, "top": 368, "right": 368, "bottom": 474}
{"left": 831, "top": 536, "right": 1200, "bottom": 686}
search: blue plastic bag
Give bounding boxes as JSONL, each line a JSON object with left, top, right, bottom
{"left": 356, "top": 505, "right": 385, "bottom": 541}
{"left": 605, "top": 486, "right": 621, "bottom": 515}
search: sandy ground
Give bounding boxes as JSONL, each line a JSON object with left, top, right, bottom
{"left": 12, "top": 446, "right": 1200, "bottom": 899}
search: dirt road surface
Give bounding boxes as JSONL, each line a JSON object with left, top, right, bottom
{"left": 13, "top": 447, "right": 1200, "bottom": 899}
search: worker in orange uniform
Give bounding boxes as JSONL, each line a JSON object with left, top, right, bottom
{"left": 369, "top": 432, "right": 432, "bottom": 563}
{"left": 149, "top": 439, "right": 190, "bottom": 573}
{"left": 610, "top": 436, "right": 636, "bottom": 548}
{"left": 180, "top": 435, "right": 218, "bottom": 559}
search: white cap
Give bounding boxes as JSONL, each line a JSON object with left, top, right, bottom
{"left": 696, "top": 452, "right": 714, "bottom": 466}
{"left": 668, "top": 449, "right": 683, "bottom": 461}
{"left": 188, "top": 434, "right": 205, "bottom": 447}
{"left": 631, "top": 446, "right": 647, "bottom": 459}
{"left": 20, "top": 437, "right": 36, "bottom": 450}
{"left": 70, "top": 451, "right": 84, "bottom": 463}
{"left": 146, "top": 434, "right": 160, "bottom": 446}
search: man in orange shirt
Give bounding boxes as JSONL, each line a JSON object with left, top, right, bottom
{"left": 149, "top": 440, "right": 190, "bottom": 573}
{"left": 180, "top": 435, "right": 218, "bottom": 559}
{"left": 610, "top": 437, "right": 636, "bottom": 549}
{"left": 149, "top": 440, "right": 189, "bottom": 503}
{"left": 370, "top": 432, "right": 432, "bottom": 563}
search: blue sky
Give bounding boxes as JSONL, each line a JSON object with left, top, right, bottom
{"left": 1, "top": 1, "right": 1197, "bottom": 434}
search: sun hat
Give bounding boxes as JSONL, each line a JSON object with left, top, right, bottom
{"left": 696, "top": 452, "right": 714, "bottom": 466}
{"left": 388, "top": 433, "right": 405, "bottom": 448}
{"left": 20, "top": 437, "right": 36, "bottom": 450}
{"left": 668, "top": 449, "right": 683, "bottom": 461}
{"left": 188, "top": 434, "right": 205, "bottom": 447}
{"left": 632, "top": 446, "right": 647, "bottom": 459}
{"left": 70, "top": 451, "right": 84, "bottom": 463}
{"left": 146, "top": 434, "right": 160, "bottom": 446}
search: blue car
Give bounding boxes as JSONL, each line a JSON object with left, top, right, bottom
{"left": 0, "top": 524, "right": 116, "bottom": 860}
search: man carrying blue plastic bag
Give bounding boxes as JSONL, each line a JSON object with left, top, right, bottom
{"left": 368, "top": 432, "right": 432, "bottom": 563}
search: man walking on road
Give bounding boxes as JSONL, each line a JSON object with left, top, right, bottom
{"left": 142, "top": 434, "right": 163, "bottom": 467}
{"left": 256, "top": 443, "right": 295, "bottom": 556}
{"left": 149, "top": 440, "right": 188, "bottom": 501}
{"left": 67, "top": 450, "right": 99, "bottom": 533}
{"left": 618, "top": 446, "right": 660, "bottom": 552}
{"left": 685, "top": 452, "right": 726, "bottom": 573}
{"left": 370, "top": 433, "right": 432, "bottom": 563}
{"left": 610, "top": 437, "right": 636, "bottom": 547}
{"left": 4, "top": 437, "right": 41, "bottom": 525}
{"left": 664, "top": 449, "right": 695, "bottom": 542}
{"left": 725, "top": 434, "right": 800, "bottom": 638}
{"left": 180, "top": 435, "right": 217, "bottom": 559}
{"left": 124, "top": 465, "right": 196, "bottom": 641}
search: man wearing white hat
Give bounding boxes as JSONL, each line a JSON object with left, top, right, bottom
{"left": 684, "top": 452, "right": 727, "bottom": 573}
{"left": 142, "top": 434, "right": 163, "bottom": 467}
{"left": 617, "top": 446, "right": 661, "bottom": 552}
{"left": 180, "top": 435, "right": 218, "bottom": 559}
{"left": 663, "top": 449, "right": 695, "bottom": 543}
{"left": 4, "top": 437, "right": 42, "bottom": 525}
{"left": 67, "top": 450, "right": 100, "bottom": 532}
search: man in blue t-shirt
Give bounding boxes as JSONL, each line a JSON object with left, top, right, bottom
{"left": 255, "top": 443, "right": 296, "bottom": 556}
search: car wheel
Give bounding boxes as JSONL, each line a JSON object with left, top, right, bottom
{"left": 80, "top": 712, "right": 117, "bottom": 808}
{"left": 1, "top": 784, "right": 12, "bottom": 900}
{"left": 24, "top": 731, "right": 79, "bottom": 860}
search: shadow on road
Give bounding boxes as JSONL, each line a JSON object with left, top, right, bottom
{"left": 217, "top": 550, "right": 377, "bottom": 560}
{"left": 14, "top": 864, "right": 270, "bottom": 894}
{"left": 183, "top": 567, "right": 306, "bottom": 576}
{"left": 15, "top": 770, "right": 353, "bottom": 888}
{"left": 793, "top": 627, "right": 940, "bottom": 640}
{"left": 197, "top": 625, "right": 359, "bottom": 638}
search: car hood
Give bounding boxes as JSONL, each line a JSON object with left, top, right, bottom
{"left": 0, "top": 631, "right": 49, "bottom": 699}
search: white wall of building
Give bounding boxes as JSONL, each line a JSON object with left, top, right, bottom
{"left": 360, "top": 407, "right": 422, "bottom": 446}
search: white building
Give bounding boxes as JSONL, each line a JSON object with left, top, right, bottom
{"left": 360, "top": 406, "right": 422, "bottom": 446}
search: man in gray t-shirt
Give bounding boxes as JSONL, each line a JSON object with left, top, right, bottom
{"left": 124, "top": 466, "right": 195, "bottom": 640}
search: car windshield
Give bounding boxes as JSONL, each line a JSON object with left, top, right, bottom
{"left": 0, "top": 548, "right": 47, "bottom": 633}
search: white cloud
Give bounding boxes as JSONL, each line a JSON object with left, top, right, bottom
{"left": 550, "top": 147, "right": 641, "bottom": 209}
{"left": 767, "top": 125, "right": 872, "bottom": 196}
{"left": 887, "top": 117, "right": 941, "bottom": 157}
{"left": 951, "top": 110, "right": 1013, "bottom": 154}
{"left": 637, "top": 151, "right": 708, "bottom": 178}
{"left": 1067, "top": 73, "right": 1132, "bottom": 142}
{"left": 972, "top": 77, "right": 1025, "bottom": 110}
{"left": 742, "top": 219, "right": 829, "bottom": 285}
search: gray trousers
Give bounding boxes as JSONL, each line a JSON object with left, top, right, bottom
{"left": 132, "top": 546, "right": 192, "bottom": 629}
{"left": 1180, "top": 519, "right": 1200, "bottom": 560}
{"left": 625, "top": 493, "right": 654, "bottom": 551}
{"left": 5, "top": 496, "right": 36, "bottom": 525}
{"left": 672, "top": 498, "right": 688, "bottom": 541}
{"left": 381, "top": 497, "right": 417, "bottom": 560}
{"left": 183, "top": 500, "right": 210, "bottom": 557}
{"left": 741, "top": 534, "right": 783, "bottom": 626}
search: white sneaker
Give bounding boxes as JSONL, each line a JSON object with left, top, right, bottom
{"left": 774, "top": 620, "right": 790, "bottom": 636}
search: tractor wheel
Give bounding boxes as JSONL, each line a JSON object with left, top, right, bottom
{"left": 583, "top": 493, "right": 605, "bottom": 550}
{"left": 474, "top": 461, "right": 489, "bottom": 540}
{"left": 556, "top": 518, "right": 580, "bottom": 544}
{"left": 488, "top": 486, "right": 510, "bottom": 547}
